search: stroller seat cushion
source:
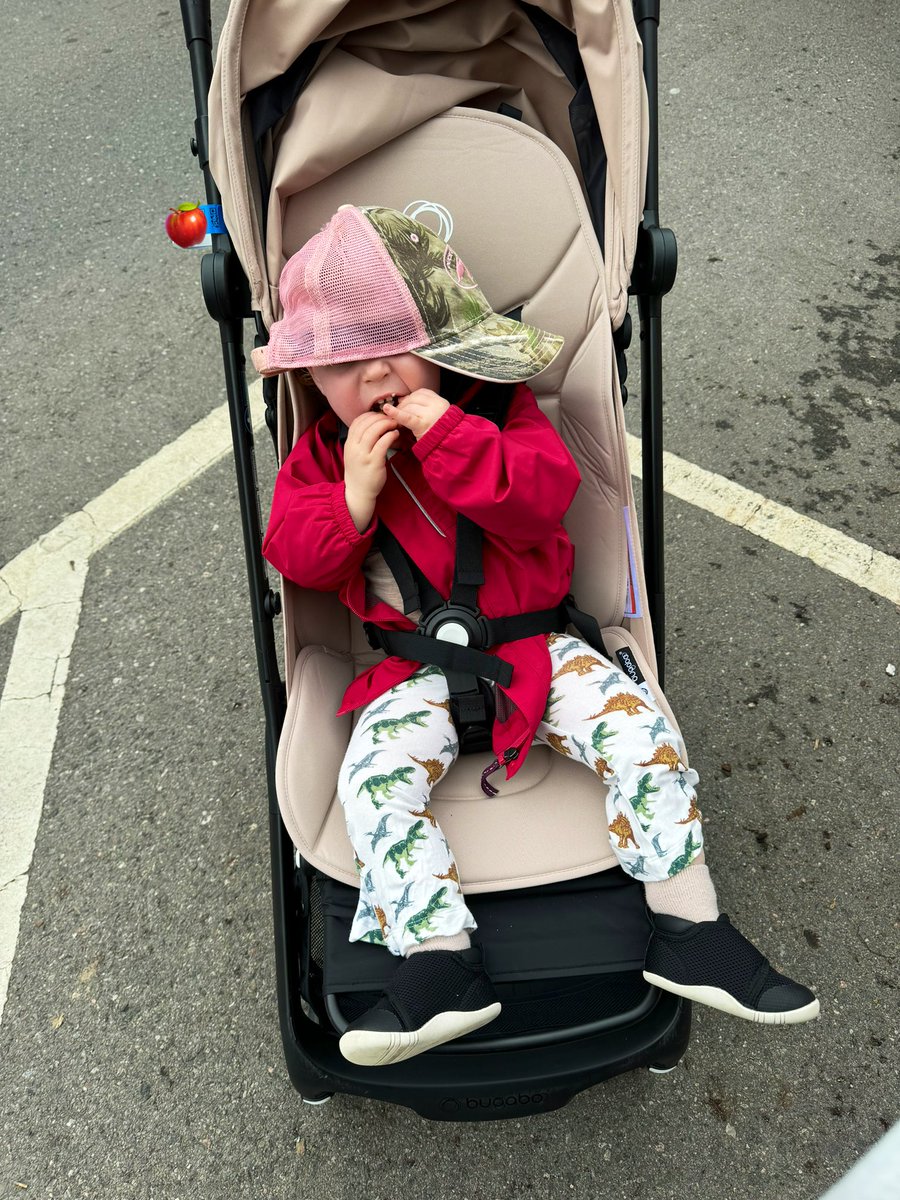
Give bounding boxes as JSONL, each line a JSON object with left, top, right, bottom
{"left": 276, "top": 631, "right": 681, "bottom": 893}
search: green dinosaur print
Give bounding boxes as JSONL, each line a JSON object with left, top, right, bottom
{"left": 668, "top": 830, "right": 702, "bottom": 877}
{"left": 400, "top": 665, "right": 441, "bottom": 686}
{"left": 590, "top": 720, "right": 617, "bottom": 759}
{"left": 368, "top": 711, "right": 431, "bottom": 744}
{"left": 357, "top": 766, "right": 416, "bottom": 807}
{"left": 383, "top": 820, "right": 428, "bottom": 878}
{"left": 404, "top": 887, "right": 452, "bottom": 942}
{"left": 629, "top": 772, "right": 661, "bottom": 829}
{"left": 358, "top": 929, "right": 385, "bottom": 945}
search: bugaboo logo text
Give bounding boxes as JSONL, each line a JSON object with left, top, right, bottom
{"left": 615, "top": 647, "right": 644, "bottom": 685}
{"left": 466, "top": 1093, "right": 547, "bottom": 1110}
{"left": 439, "top": 1092, "right": 549, "bottom": 1115}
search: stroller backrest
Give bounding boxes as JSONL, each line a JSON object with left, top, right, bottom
{"left": 274, "top": 108, "right": 654, "bottom": 676}
{"left": 210, "top": 2, "right": 647, "bottom": 336}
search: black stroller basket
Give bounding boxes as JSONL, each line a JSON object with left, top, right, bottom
{"left": 177, "top": 0, "right": 684, "bottom": 1120}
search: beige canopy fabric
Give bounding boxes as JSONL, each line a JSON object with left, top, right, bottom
{"left": 208, "top": 0, "right": 648, "bottom": 330}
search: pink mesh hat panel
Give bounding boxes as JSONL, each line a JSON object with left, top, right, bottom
{"left": 252, "top": 207, "right": 428, "bottom": 376}
{"left": 251, "top": 205, "right": 563, "bottom": 382}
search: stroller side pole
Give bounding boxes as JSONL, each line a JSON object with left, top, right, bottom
{"left": 631, "top": 0, "right": 677, "bottom": 688}
{"left": 637, "top": 290, "right": 666, "bottom": 684}
{"left": 179, "top": 0, "right": 217, "bottom": 194}
{"left": 178, "top": 0, "right": 324, "bottom": 1093}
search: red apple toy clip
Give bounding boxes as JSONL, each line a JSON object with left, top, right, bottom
{"left": 165, "top": 202, "right": 208, "bottom": 248}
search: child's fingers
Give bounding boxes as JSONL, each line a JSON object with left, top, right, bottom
{"left": 350, "top": 413, "right": 396, "bottom": 449}
{"left": 375, "top": 428, "right": 400, "bottom": 451}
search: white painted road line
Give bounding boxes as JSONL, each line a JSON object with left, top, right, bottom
{"left": 626, "top": 434, "right": 900, "bottom": 607}
{"left": 0, "top": 384, "right": 266, "bottom": 1024}
{"left": 1, "top": 392, "right": 897, "bottom": 1026}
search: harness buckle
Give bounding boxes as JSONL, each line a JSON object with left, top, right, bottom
{"left": 418, "top": 603, "right": 488, "bottom": 649}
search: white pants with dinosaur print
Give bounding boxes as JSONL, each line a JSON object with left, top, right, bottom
{"left": 338, "top": 634, "right": 702, "bottom": 956}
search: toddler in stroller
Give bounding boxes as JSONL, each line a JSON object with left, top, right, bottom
{"left": 256, "top": 204, "right": 819, "bottom": 1068}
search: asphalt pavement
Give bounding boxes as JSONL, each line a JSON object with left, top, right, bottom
{"left": 1, "top": 1, "right": 897, "bottom": 1198}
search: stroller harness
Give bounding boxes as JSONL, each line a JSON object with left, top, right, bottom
{"left": 361, "top": 387, "right": 609, "bottom": 778}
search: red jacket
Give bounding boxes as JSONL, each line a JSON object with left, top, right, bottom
{"left": 262, "top": 381, "right": 581, "bottom": 781}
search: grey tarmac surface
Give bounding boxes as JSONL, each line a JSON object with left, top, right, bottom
{"left": 1, "top": 1, "right": 897, "bottom": 1199}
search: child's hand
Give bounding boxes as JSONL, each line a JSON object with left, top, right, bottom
{"left": 386, "top": 388, "right": 450, "bottom": 440}
{"left": 343, "top": 411, "right": 400, "bottom": 530}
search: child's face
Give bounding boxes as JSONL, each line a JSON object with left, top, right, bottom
{"left": 309, "top": 353, "right": 441, "bottom": 427}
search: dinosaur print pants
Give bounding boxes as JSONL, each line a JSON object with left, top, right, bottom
{"left": 338, "top": 634, "right": 703, "bottom": 956}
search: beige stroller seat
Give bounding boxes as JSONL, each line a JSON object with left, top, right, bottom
{"left": 271, "top": 107, "right": 687, "bottom": 894}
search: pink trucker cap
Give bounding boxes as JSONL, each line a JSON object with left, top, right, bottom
{"left": 251, "top": 205, "right": 563, "bottom": 384}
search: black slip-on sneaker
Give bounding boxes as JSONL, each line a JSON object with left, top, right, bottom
{"left": 644, "top": 912, "right": 820, "bottom": 1025}
{"left": 339, "top": 945, "right": 502, "bottom": 1067}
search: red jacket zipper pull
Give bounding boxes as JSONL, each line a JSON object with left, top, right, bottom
{"left": 480, "top": 747, "right": 520, "bottom": 797}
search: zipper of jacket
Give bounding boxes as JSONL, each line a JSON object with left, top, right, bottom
{"left": 389, "top": 460, "right": 446, "bottom": 538}
{"left": 480, "top": 746, "right": 521, "bottom": 797}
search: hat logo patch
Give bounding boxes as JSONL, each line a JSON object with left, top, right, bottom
{"left": 403, "top": 199, "right": 454, "bottom": 240}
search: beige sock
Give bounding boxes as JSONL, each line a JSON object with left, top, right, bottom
{"left": 644, "top": 863, "right": 719, "bottom": 924}
{"left": 406, "top": 931, "right": 472, "bottom": 956}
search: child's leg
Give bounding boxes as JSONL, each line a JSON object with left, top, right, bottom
{"left": 337, "top": 665, "right": 474, "bottom": 956}
{"left": 337, "top": 666, "right": 500, "bottom": 1065}
{"left": 538, "top": 634, "right": 819, "bottom": 1024}
{"left": 538, "top": 634, "right": 712, "bottom": 903}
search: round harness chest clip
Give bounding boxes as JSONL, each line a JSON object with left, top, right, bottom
{"left": 433, "top": 621, "right": 470, "bottom": 646}
{"left": 420, "top": 605, "right": 486, "bottom": 648}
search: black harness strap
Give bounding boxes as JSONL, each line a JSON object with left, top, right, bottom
{"left": 450, "top": 515, "right": 484, "bottom": 611}
{"left": 362, "top": 379, "right": 611, "bottom": 757}
{"left": 362, "top": 625, "right": 513, "bottom": 688}
{"left": 375, "top": 526, "right": 441, "bottom": 617}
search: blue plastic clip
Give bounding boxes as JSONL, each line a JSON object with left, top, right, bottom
{"left": 199, "top": 204, "right": 227, "bottom": 235}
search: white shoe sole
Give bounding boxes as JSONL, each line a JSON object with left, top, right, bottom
{"left": 643, "top": 972, "right": 820, "bottom": 1025}
{"left": 339, "top": 1002, "right": 502, "bottom": 1067}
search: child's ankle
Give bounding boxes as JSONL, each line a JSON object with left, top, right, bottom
{"left": 406, "top": 931, "right": 472, "bottom": 957}
{"left": 645, "top": 863, "right": 719, "bottom": 924}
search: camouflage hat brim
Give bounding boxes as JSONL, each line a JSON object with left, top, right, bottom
{"left": 412, "top": 311, "right": 564, "bottom": 383}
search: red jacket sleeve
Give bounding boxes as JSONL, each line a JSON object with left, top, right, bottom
{"left": 262, "top": 420, "right": 376, "bottom": 591}
{"left": 412, "top": 384, "right": 581, "bottom": 541}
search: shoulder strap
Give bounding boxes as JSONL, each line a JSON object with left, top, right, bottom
{"left": 375, "top": 526, "right": 442, "bottom": 616}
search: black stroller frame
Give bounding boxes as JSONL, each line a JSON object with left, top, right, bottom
{"left": 178, "top": 0, "right": 684, "bottom": 1120}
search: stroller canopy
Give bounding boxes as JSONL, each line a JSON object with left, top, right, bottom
{"left": 209, "top": 0, "right": 648, "bottom": 330}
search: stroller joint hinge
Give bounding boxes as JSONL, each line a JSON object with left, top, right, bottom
{"left": 201, "top": 248, "right": 251, "bottom": 321}
{"left": 629, "top": 223, "right": 677, "bottom": 298}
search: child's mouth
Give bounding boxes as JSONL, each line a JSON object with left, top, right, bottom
{"left": 372, "top": 394, "right": 400, "bottom": 413}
